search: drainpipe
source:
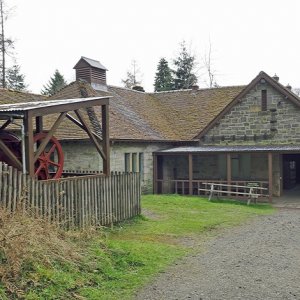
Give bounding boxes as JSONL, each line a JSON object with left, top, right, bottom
{"left": 11, "top": 118, "right": 26, "bottom": 174}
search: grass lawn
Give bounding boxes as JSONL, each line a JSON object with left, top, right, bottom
{"left": 0, "top": 195, "right": 274, "bottom": 300}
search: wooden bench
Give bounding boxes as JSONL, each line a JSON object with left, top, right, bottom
{"left": 199, "top": 183, "right": 269, "bottom": 205}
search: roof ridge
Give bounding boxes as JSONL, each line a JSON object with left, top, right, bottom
{"left": 108, "top": 85, "right": 146, "bottom": 94}
{"left": 149, "top": 85, "right": 246, "bottom": 94}
{"left": 108, "top": 84, "right": 246, "bottom": 95}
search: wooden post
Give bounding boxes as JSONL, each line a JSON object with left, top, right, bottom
{"left": 268, "top": 152, "right": 273, "bottom": 203}
{"left": 35, "top": 116, "right": 43, "bottom": 133}
{"left": 24, "top": 112, "right": 35, "bottom": 177}
{"left": 102, "top": 104, "right": 110, "bottom": 175}
{"left": 153, "top": 154, "right": 157, "bottom": 194}
{"left": 188, "top": 153, "right": 193, "bottom": 195}
{"left": 227, "top": 153, "right": 231, "bottom": 191}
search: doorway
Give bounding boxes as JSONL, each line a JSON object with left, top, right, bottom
{"left": 282, "top": 154, "right": 300, "bottom": 190}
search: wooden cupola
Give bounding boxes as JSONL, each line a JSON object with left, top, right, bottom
{"left": 74, "top": 57, "right": 108, "bottom": 91}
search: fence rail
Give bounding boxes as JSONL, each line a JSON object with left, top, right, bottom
{"left": 156, "top": 179, "right": 269, "bottom": 200}
{"left": 0, "top": 162, "right": 141, "bottom": 228}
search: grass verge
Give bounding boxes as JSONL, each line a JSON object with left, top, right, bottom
{"left": 0, "top": 195, "right": 274, "bottom": 299}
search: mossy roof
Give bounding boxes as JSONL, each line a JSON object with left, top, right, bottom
{"left": 0, "top": 88, "right": 46, "bottom": 104}
{"left": 42, "top": 81, "right": 244, "bottom": 141}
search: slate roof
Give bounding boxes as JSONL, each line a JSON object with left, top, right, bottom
{"left": 150, "top": 86, "right": 245, "bottom": 140}
{"left": 0, "top": 88, "right": 46, "bottom": 104}
{"left": 3, "top": 71, "right": 297, "bottom": 143}
{"left": 43, "top": 81, "right": 244, "bottom": 141}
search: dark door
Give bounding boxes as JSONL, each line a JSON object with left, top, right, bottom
{"left": 282, "top": 154, "right": 300, "bottom": 189}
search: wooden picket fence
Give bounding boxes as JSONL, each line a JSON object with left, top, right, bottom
{"left": 0, "top": 162, "right": 141, "bottom": 228}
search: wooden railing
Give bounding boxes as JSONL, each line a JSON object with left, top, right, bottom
{"left": 0, "top": 162, "right": 141, "bottom": 228}
{"left": 156, "top": 179, "right": 269, "bottom": 199}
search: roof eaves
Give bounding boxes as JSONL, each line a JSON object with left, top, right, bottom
{"left": 110, "top": 138, "right": 198, "bottom": 143}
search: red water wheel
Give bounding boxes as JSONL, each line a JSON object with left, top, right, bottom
{"left": 0, "top": 132, "right": 22, "bottom": 169}
{"left": 34, "top": 132, "right": 64, "bottom": 180}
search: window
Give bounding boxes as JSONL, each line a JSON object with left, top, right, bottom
{"left": 261, "top": 90, "right": 267, "bottom": 111}
{"left": 124, "top": 152, "right": 144, "bottom": 177}
{"left": 132, "top": 153, "right": 137, "bottom": 172}
{"left": 139, "top": 153, "right": 144, "bottom": 180}
{"left": 125, "top": 153, "right": 130, "bottom": 172}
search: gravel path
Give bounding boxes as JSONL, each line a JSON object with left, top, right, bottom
{"left": 136, "top": 209, "right": 300, "bottom": 300}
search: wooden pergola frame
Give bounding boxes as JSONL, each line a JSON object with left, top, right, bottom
{"left": 0, "top": 96, "right": 111, "bottom": 177}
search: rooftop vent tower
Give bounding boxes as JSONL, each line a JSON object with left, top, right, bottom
{"left": 272, "top": 74, "right": 279, "bottom": 82}
{"left": 74, "top": 56, "right": 108, "bottom": 91}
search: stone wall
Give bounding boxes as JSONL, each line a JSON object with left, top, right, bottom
{"left": 61, "top": 140, "right": 172, "bottom": 193}
{"left": 199, "top": 81, "right": 300, "bottom": 196}
{"left": 202, "top": 82, "right": 300, "bottom": 145}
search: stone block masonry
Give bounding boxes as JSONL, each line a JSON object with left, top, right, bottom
{"left": 202, "top": 82, "right": 300, "bottom": 145}
{"left": 61, "top": 140, "right": 172, "bottom": 193}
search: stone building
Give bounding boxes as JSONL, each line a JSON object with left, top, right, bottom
{"left": 45, "top": 57, "right": 300, "bottom": 198}
{"left": 45, "top": 57, "right": 243, "bottom": 192}
{"left": 154, "top": 72, "right": 300, "bottom": 199}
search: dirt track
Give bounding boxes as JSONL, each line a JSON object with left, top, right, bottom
{"left": 136, "top": 209, "right": 300, "bottom": 300}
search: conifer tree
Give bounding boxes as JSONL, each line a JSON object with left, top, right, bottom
{"left": 6, "top": 64, "right": 27, "bottom": 91}
{"left": 154, "top": 58, "right": 173, "bottom": 92}
{"left": 173, "top": 41, "right": 197, "bottom": 90}
{"left": 41, "top": 70, "right": 67, "bottom": 96}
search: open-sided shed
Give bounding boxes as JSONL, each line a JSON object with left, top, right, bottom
{"left": 0, "top": 96, "right": 111, "bottom": 179}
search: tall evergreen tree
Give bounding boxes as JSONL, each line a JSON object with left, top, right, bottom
{"left": 173, "top": 41, "right": 198, "bottom": 90}
{"left": 154, "top": 58, "right": 173, "bottom": 92}
{"left": 6, "top": 64, "right": 27, "bottom": 91}
{"left": 41, "top": 70, "right": 67, "bottom": 96}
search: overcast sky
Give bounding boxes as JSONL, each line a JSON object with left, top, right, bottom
{"left": 6, "top": 0, "right": 300, "bottom": 93}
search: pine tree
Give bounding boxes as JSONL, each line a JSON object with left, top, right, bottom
{"left": 41, "top": 70, "right": 67, "bottom": 96}
{"left": 173, "top": 41, "right": 197, "bottom": 90}
{"left": 6, "top": 64, "right": 27, "bottom": 91}
{"left": 154, "top": 58, "right": 173, "bottom": 92}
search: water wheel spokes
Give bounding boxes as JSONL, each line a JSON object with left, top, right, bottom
{"left": 34, "top": 132, "right": 64, "bottom": 180}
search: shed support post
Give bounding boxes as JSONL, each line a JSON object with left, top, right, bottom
{"left": 227, "top": 153, "right": 231, "bottom": 191}
{"left": 268, "top": 152, "right": 273, "bottom": 203}
{"left": 102, "top": 104, "right": 110, "bottom": 175}
{"left": 153, "top": 154, "right": 157, "bottom": 194}
{"left": 24, "top": 113, "right": 34, "bottom": 177}
{"left": 188, "top": 153, "right": 193, "bottom": 195}
{"left": 35, "top": 116, "right": 43, "bottom": 133}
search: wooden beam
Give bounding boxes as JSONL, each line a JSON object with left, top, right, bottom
{"left": 0, "top": 119, "right": 11, "bottom": 131}
{"left": 33, "top": 112, "right": 67, "bottom": 163}
{"left": 153, "top": 154, "right": 157, "bottom": 194}
{"left": 29, "top": 97, "right": 110, "bottom": 117}
{"left": 188, "top": 153, "right": 193, "bottom": 195}
{"left": 268, "top": 152, "right": 273, "bottom": 203}
{"left": 66, "top": 113, "right": 102, "bottom": 140}
{"left": 74, "top": 109, "right": 106, "bottom": 160}
{"left": 24, "top": 113, "right": 34, "bottom": 177}
{"left": 0, "top": 139, "right": 22, "bottom": 170}
{"left": 35, "top": 116, "right": 43, "bottom": 133}
{"left": 227, "top": 153, "right": 231, "bottom": 191}
{"left": 102, "top": 104, "right": 110, "bottom": 175}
